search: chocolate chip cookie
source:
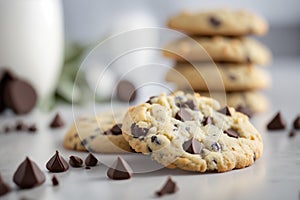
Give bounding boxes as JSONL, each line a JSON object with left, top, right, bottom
{"left": 64, "top": 111, "right": 132, "bottom": 153}
{"left": 163, "top": 36, "right": 271, "bottom": 65}
{"left": 168, "top": 9, "right": 268, "bottom": 36}
{"left": 165, "top": 62, "right": 271, "bottom": 91}
{"left": 122, "top": 91, "right": 263, "bottom": 172}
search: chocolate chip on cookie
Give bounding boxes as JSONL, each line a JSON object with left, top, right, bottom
{"left": 182, "top": 138, "right": 203, "bottom": 154}
{"left": 224, "top": 129, "right": 239, "bottom": 138}
{"left": 131, "top": 123, "right": 149, "bottom": 138}
{"left": 211, "top": 142, "right": 221, "bottom": 152}
{"left": 218, "top": 106, "right": 232, "bottom": 116}
{"left": 13, "top": 157, "right": 46, "bottom": 189}
{"left": 209, "top": 16, "right": 221, "bottom": 27}
{"left": 156, "top": 177, "right": 178, "bottom": 197}
{"left": 175, "top": 108, "right": 193, "bottom": 121}
{"left": 107, "top": 156, "right": 133, "bottom": 180}
{"left": 46, "top": 150, "right": 69, "bottom": 172}
{"left": 267, "top": 111, "right": 286, "bottom": 130}
{"left": 293, "top": 115, "right": 300, "bottom": 130}
{"left": 145, "top": 96, "right": 156, "bottom": 104}
{"left": 69, "top": 156, "right": 83, "bottom": 168}
{"left": 151, "top": 135, "right": 161, "bottom": 145}
{"left": 202, "top": 116, "right": 213, "bottom": 126}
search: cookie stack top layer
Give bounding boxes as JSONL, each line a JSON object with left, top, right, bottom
{"left": 168, "top": 9, "right": 268, "bottom": 36}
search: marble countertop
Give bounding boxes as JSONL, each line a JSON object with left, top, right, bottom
{"left": 0, "top": 58, "right": 300, "bottom": 200}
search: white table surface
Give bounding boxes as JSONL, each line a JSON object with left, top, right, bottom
{"left": 1, "top": 58, "right": 300, "bottom": 200}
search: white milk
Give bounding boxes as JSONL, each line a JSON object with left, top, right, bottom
{"left": 0, "top": 0, "right": 64, "bottom": 100}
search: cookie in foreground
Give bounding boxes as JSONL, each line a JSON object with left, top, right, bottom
{"left": 122, "top": 91, "right": 263, "bottom": 172}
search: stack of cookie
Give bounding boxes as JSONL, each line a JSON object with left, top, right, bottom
{"left": 164, "top": 9, "right": 272, "bottom": 115}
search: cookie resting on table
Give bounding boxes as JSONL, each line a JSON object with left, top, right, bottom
{"left": 168, "top": 9, "right": 268, "bottom": 36}
{"left": 122, "top": 91, "right": 263, "bottom": 172}
{"left": 64, "top": 111, "right": 133, "bottom": 153}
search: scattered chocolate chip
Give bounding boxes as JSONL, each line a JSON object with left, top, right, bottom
{"left": 84, "top": 153, "right": 98, "bottom": 167}
{"left": 236, "top": 105, "right": 253, "bottom": 118}
{"left": 0, "top": 69, "right": 16, "bottom": 113}
{"left": 156, "top": 176, "right": 178, "bottom": 197}
{"left": 51, "top": 175, "right": 59, "bottom": 186}
{"left": 46, "top": 150, "right": 69, "bottom": 172}
{"left": 69, "top": 156, "right": 83, "bottom": 168}
{"left": 0, "top": 174, "right": 11, "bottom": 196}
{"left": 131, "top": 123, "right": 149, "bottom": 138}
{"left": 224, "top": 129, "right": 239, "bottom": 138}
{"left": 116, "top": 80, "right": 137, "bottom": 102}
{"left": 3, "top": 79, "right": 37, "bottom": 114}
{"left": 110, "top": 124, "right": 122, "bottom": 135}
{"left": 211, "top": 142, "right": 221, "bottom": 152}
{"left": 293, "top": 116, "right": 300, "bottom": 130}
{"left": 267, "top": 112, "right": 286, "bottom": 130}
{"left": 182, "top": 138, "right": 203, "bottom": 154}
{"left": 145, "top": 96, "right": 156, "bottom": 104}
{"left": 202, "top": 116, "right": 213, "bottom": 126}
{"left": 151, "top": 135, "right": 161, "bottom": 145}
{"left": 217, "top": 106, "right": 232, "bottom": 116}
{"left": 28, "top": 124, "right": 37, "bottom": 133}
{"left": 13, "top": 157, "right": 46, "bottom": 189}
{"left": 289, "top": 129, "right": 296, "bottom": 138}
{"left": 107, "top": 156, "right": 133, "bottom": 180}
{"left": 15, "top": 121, "right": 28, "bottom": 131}
{"left": 175, "top": 109, "right": 193, "bottom": 121}
{"left": 85, "top": 166, "right": 91, "bottom": 170}
{"left": 209, "top": 16, "right": 221, "bottom": 27}
{"left": 50, "top": 113, "right": 65, "bottom": 128}
{"left": 3, "top": 125, "right": 11, "bottom": 133}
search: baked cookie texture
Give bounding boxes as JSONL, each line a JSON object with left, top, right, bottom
{"left": 64, "top": 111, "right": 132, "bottom": 153}
{"left": 122, "top": 91, "right": 263, "bottom": 172}
{"left": 168, "top": 9, "right": 268, "bottom": 36}
{"left": 163, "top": 36, "right": 271, "bottom": 65}
{"left": 165, "top": 62, "right": 271, "bottom": 92}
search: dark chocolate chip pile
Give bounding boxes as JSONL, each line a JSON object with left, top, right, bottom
{"left": 84, "top": 153, "right": 98, "bottom": 167}
{"left": 13, "top": 157, "right": 46, "bottom": 189}
{"left": 156, "top": 177, "right": 179, "bottom": 197}
{"left": 69, "top": 156, "right": 83, "bottom": 168}
{"left": 116, "top": 80, "right": 137, "bottom": 102}
{"left": 107, "top": 156, "right": 133, "bottom": 180}
{"left": 46, "top": 150, "right": 69, "bottom": 172}
{"left": 50, "top": 113, "right": 65, "bottom": 128}
{"left": 0, "top": 69, "right": 37, "bottom": 115}
{"left": 0, "top": 174, "right": 11, "bottom": 197}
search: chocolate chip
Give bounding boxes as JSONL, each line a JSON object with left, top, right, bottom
{"left": 156, "top": 176, "right": 179, "bottom": 197}
{"left": 116, "top": 80, "right": 137, "bottom": 102}
{"left": 183, "top": 138, "right": 203, "bottom": 154}
{"left": 202, "top": 116, "right": 213, "bottom": 126}
{"left": 267, "top": 112, "right": 286, "bottom": 130}
{"left": 228, "top": 74, "right": 237, "bottom": 80}
{"left": 50, "top": 113, "right": 65, "bottom": 128}
{"left": 176, "top": 100, "right": 196, "bottom": 110}
{"left": 107, "top": 156, "right": 133, "bottom": 180}
{"left": 246, "top": 56, "right": 252, "bottom": 64}
{"left": 3, "top": 125, "right": 11, "bottom": 133}
{"left": 69, "top": 156, "right": 83, "bottom": 168}
{"left": 13, "top": 157, "right": 46, "bottom": 189}
{"left": 131, "top": 123, "right": 149, "bottom": 138}
{"left": 151, "top": 135, "right": 161, "bottom": 145}
{"left": 145, "top": 96, "right": 156, "bottom": 104}
{"left": 175, "top": 108, "right": 193, "bottom": 121}
{"left": 293, "top": 116, "right": 300, "bottom": 130}
{"left": 212, "top": 159, "right": 218, "bottom": 165}
{"left": 209, "top": 16, "right": 221, "bottom": 27}
{"left": 46, "top": 150, "right": 69, "bottom": 172}
{"left": 289, "top": 129, "right": 296, "bottom": 138}
{"left": 81, "top": 139, "right": 88, "bottom": 146}
{"left": 0, "top": 174, "right": 11, "bottom": 196}
{"left": 147, "top": 146, "right": 152, "bottom": 152}
{"left": 110, "top": 124, "right": 122, "bottom": 135}
{"left": 28, "top": 124, "right": 37, "bottom": 133}
{"left": 236, "top": 105, "right": 253, "bottom": 118}
{"left": 51, "top": 175, "right": 59, "bottom": 186}
{"left": 85, "top": 166, "right": 91, "bottom": 170}
{"left": 15, "top": 120, "right": 28, "bottom": 131}
{"left": 211, "top": 142, "right": 221, "bottom": 152}
{"left": 3, "top": 79, "right": 37, "bottom": 114}
{"left": 84, "top": 153, "right": 98, "bottom": 167}
{"left": 253, "top": 152, "right": 256, "bottom": 161}
{"left": 224, "top": 129, "right": 239, "bottom": 138}
{"left": 217, "top": 106, "right": 232, "bottom": 116}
